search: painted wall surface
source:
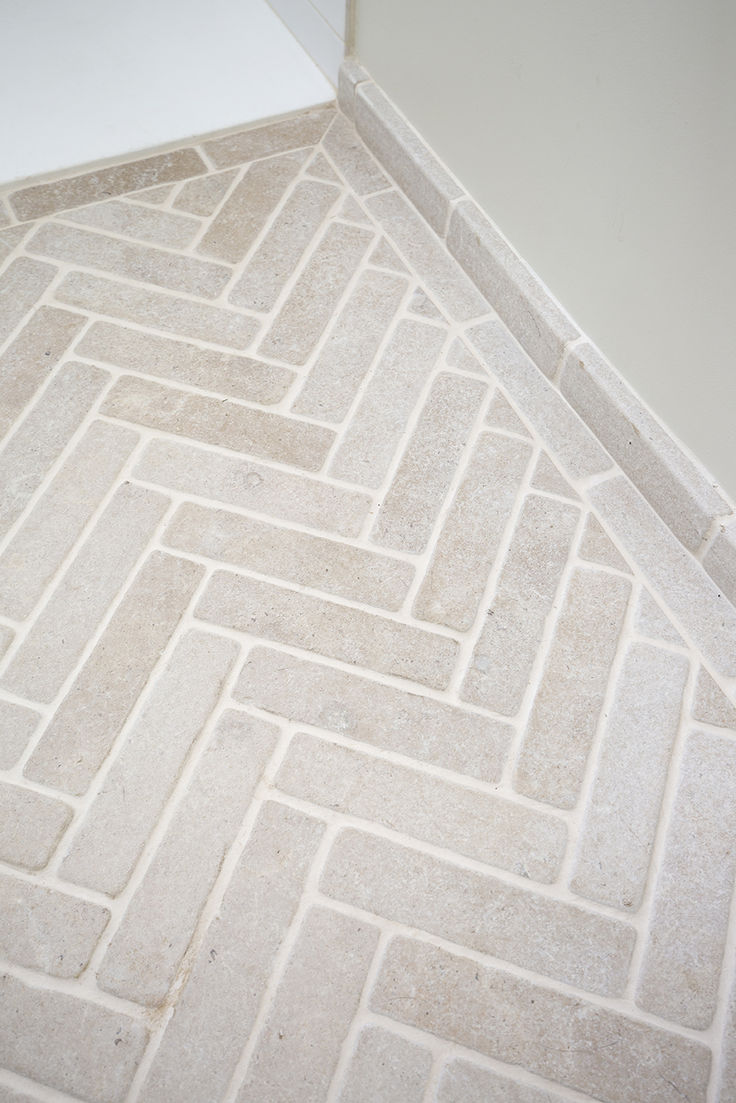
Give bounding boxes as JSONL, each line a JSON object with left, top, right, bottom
{"left": 354, "top": 0, "right": 736, "bottom": 498}
{"left": 266, "top": 0, "right": 348, "bottom": 83}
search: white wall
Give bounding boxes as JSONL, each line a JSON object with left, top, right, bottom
{"left": 266, "top": 0, "right": 348, "bottom": 84}
{"left": 355, "top": 0, "right": 736, "bottom": 499}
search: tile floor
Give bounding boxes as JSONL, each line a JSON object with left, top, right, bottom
{"left": 0, "top": 102, "right": 735, "bottom": 1103}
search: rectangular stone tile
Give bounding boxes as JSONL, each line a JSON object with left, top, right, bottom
{"left": 0, "top": 624, "right": 13, "bottom": 660}
{"left": 165, "top": 501, "right": 412, "bottom": 610}
{"left": 198, "top": 150, "right": 306, "bottom": 263}
{"left": 9, "top": 146, "right": 206, "bottom": 220}
{"left": 102, "top": 376, "right": 335, "bottom": 471}
{"left": 291, "top": 268, "right": 407, "bottom": 422}
{"left": 27, "top": 222, "right": 231, "bottom": 298}
{"left": 202, "top": 106, "right": 335, "bottom": 168}
{"left": 355, "top": 83, "right": 463, "bottom": 234}
{"left": 25, "top": 553, "right": 203, "bottom": 796}
{"left": 514, "top": 568, "right": 631, "bottom": 809}
{"left": 438, "top": 1060, "right": 594, "bottom": 1103}
{"left": 339, "top": 1025, "right": 432, "bottom": 1103}
{"left": 704, "top": 516, "right": 736, "bottom": 608}
{"left": 61, "top": 198, "right": 200, "bottom": 248}
{"left": 138, "top": 802, "right": 325, "bottom": 1103}
{"left": 561, "top": 342, "right": 728, "bottom": 552}
{"left": 372, "top": 938, "right": 710, "bottom": 1103}
{"left": 0, "top": 700, "right": 40, "bottom": 768}
{"left": 133, "top": 438, "right": 370, "bottom": 537}
{"left": 55, "top": 271, "right": 259, "bottom": 349}
{"left": 414, "top": 432, "right": 533, "bottom": 631}
{"left": 236, "top": 906, "right": 378, "bottom": 1103}
{"left": 98, "top": 710, "right": 278, "bottom": 1004}
{"left": 329, "top": 319, "right": 445, "bottom": 487}
{"left": 0, "top": 783, "right": 72, "bottom": 870}
{"left": 77, "top": 321, "right": 293, "bottom": 403}
{"left": 0, "top": 256, "right": 57, "bottom": 345}
{"left": 173, "top": 168, "right": 237, "bottom": 215}
{"left": 366, "top": 191, "right": 488, "bottom": 322}
{"left": 719, "top": 974, "right": 736, "bottom": 1103}
{"left": 322, "top": 112, "right": 390, "bottom": 195}
{"left": 0, "top": 873, "right": 109, "bottom": 978}
{"left": 0, "top": 421, "right": 138, "bottom": 620}
{"left": 371, "top": 372, "right": 487, "bottom": 552}
{"left": 228, "top": 179, "right": 341, "bottom": 311}
{"left": 636, "top": 731, "right": 736, "bottom": 1029}
{"left": 0, "top": 973, "right": 148, "bottom": 1103}
{"left": 337, "top": 58, "right": 370, "bottom": 119}
{"left": 449, "top": 200, "right": 580, "bottom": 377}
{"left": 571, "top": 643, "right": 689, "bottom": 911}
{"left": 235, "top": 647, "right": 511, "bottom": 783}
{"left": 0, "top": 1086, "right": 46, "bottom": 1103}
{"left": 589, "top": 475, "right": 736, "bottom": 678}
{"left": 58, "top": 629, "right": 236, "bottom": 894}
{"left": 324, "top": 829, "right": 634, "bottom": 996}
{"left": 276, "top": 734, "right": 566, "bottom": 881}
{"left": 197, "top": 570, "right": 457, "bottom": 690}
{"left": 1, "top": 484, "right": 169, "bottom": 704}
{"left": 0, "top": 361, "right": 109, "bottom": 539}
{"left": 461, "top": 495, "right": 581, "bottom": 715}
{"left": 0, "top": 306, "right": 87, "bottom": 439}
{"left": 468, "top": 320, "right": 614, "bottom": 478}
{"left": 259, "top": 221, "right": 374, "bottom": 365}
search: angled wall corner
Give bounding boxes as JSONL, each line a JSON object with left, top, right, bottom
{"left": 266, "top": 0, "right": 348, "bottom": 85}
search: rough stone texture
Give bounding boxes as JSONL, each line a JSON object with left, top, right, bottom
{"left": 703, "top": 516, "right": 736, "bottom": 608}
{"left": 636, "top": 731, "right": 736, "bottom": 1029}
{"left": 196, "top": 570, "right": 457, "bottom": 690}
{"left": 0, "top": 257, "right": 57, "bottom": 346}
{"left": 485, "top": 388, "right": 531, "bottom": 436}
{"left": 323, "top": 112, "right": 390, "bottom": 195}
{"left": 635, "top": 587, "right": 685, "bottom": 646}
{"left": 0, "top": 699, "right": 40, "bottom": 768}
{"left": 61, "top": 198, "right": 200, "bottom": 249}
{"left": 164, "top": 501, "right": 413, "bottom": 609}
{"left": 338, "top": 1026, "right": 432, "bottom": 1103}
{"left": 437, "top": 1060, "right": 582, "bottom": 1102}
{"left": 9, "top": 146, "right": 206, "bottom": 220}
{"left": 578, "top": 513, "right": 630, "bottom": 571}
{"left": 276, "top": 733, "right": 566, "bottom": 882}
{"left": 692, "top": 665, "right": 736, "bottom": 729}
{"left": 234, "top": 647, "right": 512, "bottom": 783}
{"left": 173, "top": 168, "right": 237, "bottom": 215}
{"left": 202, "top": 106, "right": 335, "bottom": 168}
{"left": 372, "top": 938, "right": 711, "bottom": 1103}
{"left": 322, "top": 830, "right": 635, "bottom": 995}
{"left": 0, "top": 784, "right": 72, "bottom": 870}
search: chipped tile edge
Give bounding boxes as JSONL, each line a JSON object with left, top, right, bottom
{"left": 339, "top": 56, "right": 736, "bottom": 611}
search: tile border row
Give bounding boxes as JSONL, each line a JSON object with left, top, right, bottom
{"left": 338, "top": 57, "right": 736, "bottom": 617}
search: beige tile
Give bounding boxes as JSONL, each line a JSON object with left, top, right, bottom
{"left": 134, "top": 183, "right": 175, "bottom": 205}
{"left": 329, "top": 319, "right": 446, "bottom": 487}
{"left": 102, "top": 375, "right": 335, "bottom": 471}
{"left": 703, "top": 517, "right": 736, "bottom": 607}
{"left": 578, "top": 513, "right": 630, "bottom": 571}
{"left": 438, "top": 1060, "right": 569, "bottom": 1102}
{"left": 530, "top": 451, "right": 579, "bottom": 499}
{"left": 0, "top": 421, "right": 138, "bottom": 620}
{"left": 719, "top": 975, "right": 736, "bottom": 1103}
{"left": 28, "top": 221, "right": 231, "bottom": 297}
{"left": 371, "top": 373, "right": 487, "bottom": 552}
{"left": 322, "top": 112, "right": 390, "bottom": 195}
{"left": 323, "top": 829, "right": 634, "bottom": 995}
{"left": 198, "top": 150, "right": 306, "bottom": 263}
{"left": 77, "top": 320, "right": 293, "bottom": 403}
{"left": 0, "top": 361, "right": 109, "bottom": 539}
{"left": 337, "top": 59, "right": 370, "bottom": 120}
{"left": 414, "top": 432, "right": 533, "bottom": 631}
{"left": 372, "top": 938, "right": 710, "bottom": 1103}
{"left": 461, "top": 495, "right": 581, "bottom": 715}
{"left": 339, "top": 1026, "right": 432, "bottom": 1103}
{"left": 236, "top": 907, "right": 378, "bottom": 1103}
{"left": 0, "top": 256, "right": 57, "bottom": 345}
{"left": 164, "top": 501, "right": 413, "bottom": 610}
{"left": 292, "top": 268, "right": 408, "bottom": 422}
{"left": 25, "top": 554, "right": 204, "bottom": 798}
{"left": 172, "top": 168, "right": 237, "bottom": 215}
{"left": 0, "top": 783, "right": 72, "bottom": 870}
{"left": 0, "top": 306, "right": 87, "bottom": 439}
{"left": 98, "top": 710, "right": 277, "bottom": 1003}
{"left": 0, "top": 873, "right": 109, "bottom": 978}
{"left": 133, "top": 437, "right": 370, "bottom": 537}
{"left": 445, "top": 337, "right": 488, "bottom": 377}
{"left": 138, "top": 802, "right": 325, "bottom": 1103}
{"left": 59, "top": 630, "right": 236, "bottom": 896}
{"left": 0, "top": 700, "right": 40, "bottom": 768}
{"left": 636, "top": 731, "right": 736, "bottom": 1029}
{"left": 228, "top": 179, "right": 341, "bottom": 311}
{"left": 0, "top": 973, "right": 147, "bottom": 1102}
{"left": 692, "top": 666, "right": 736, "bottom": 729}
{"left": 61, "top": 198, "right": 200, "bottom": 249}
{"left": 485, "top": 388, "right": 531, "bottom": 436}
{"left": 258, "top": 221, "right": 374, "bottom": 365}
{"left": 634, "top": 587, "right": 684, "bottom": 646}
{"left": 202, "top": 106, "right": 335, "bottom": 168}
{"left": 514, "top": 568, "right": 631, "bottom": 809}
{"left": 197, "top": 570, "right": 457, "bottom": 690}
{"left": 234, "top": 647, "right": 512, "bottom": 783}
{"left": 9, "top": 147, "right": 206, "bottom": 220}
{"left": 369, "top": 236, "right": 407, "bottom": 273}
{"left": 570, "top": 643, "right": 689, "bottom": 911}
{"left": 1, "top": 485, "right": 170, "bottom": 703}
{"left": 0, "top": 625, "right": 12, "bottom": 660}
{"left": 55, "top": 270, "right": 260, "bottom": 349}
{"left": 306, "top": 150, "right": 340, "bottom": 182}
{"left": 276, "top": 734, "right": 566, "bottom": 881}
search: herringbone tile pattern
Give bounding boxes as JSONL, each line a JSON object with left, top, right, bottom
{"left": 0, "top": 104, "right": 735, "bottom": 1103}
